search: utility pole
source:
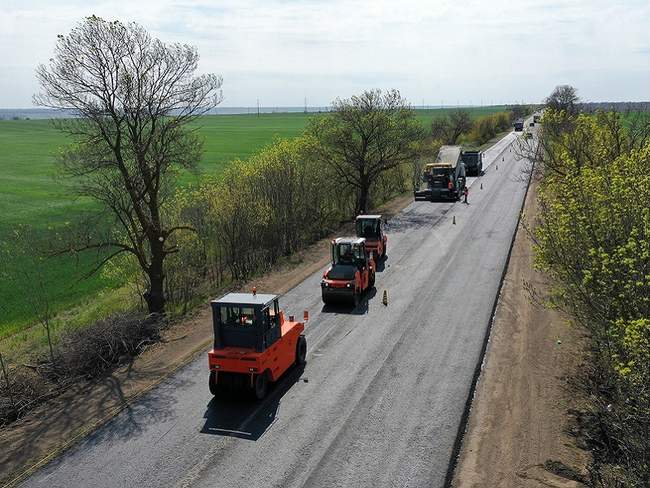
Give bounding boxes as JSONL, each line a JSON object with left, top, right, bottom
{"left": 257, "top": 98, "right": 260, "bottom": 117}
{"left": 304, "top": 96, "right": 307, "bottom": 113}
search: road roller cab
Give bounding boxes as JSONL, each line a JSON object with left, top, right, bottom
{"left": 321, "top": 238, "right": 375, "bottom": 306}
{"left": 355, "top": 215, "right": 387, "bottom": 259}
{"left": 208, "top": 292, "right": 307, "bottom": 400}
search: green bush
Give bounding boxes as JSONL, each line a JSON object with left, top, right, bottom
{"left": 468, "top": 111, "right": 512, "bottom": 145}
{"left": 534, "top": 109, "right": 650, "bottom": 487}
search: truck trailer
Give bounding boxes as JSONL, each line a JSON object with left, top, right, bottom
{"left": 461, "top": 149, "right": 483, "bottom": 176}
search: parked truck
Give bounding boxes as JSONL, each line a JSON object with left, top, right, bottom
{"left": 514, "top": 119, "right": 524, "bottom": 131}
{"left": 461, "top": 149, "right": 483, "bottom": 176}
{"left": 414, "top": 145, "right": 466, "bottom": 201}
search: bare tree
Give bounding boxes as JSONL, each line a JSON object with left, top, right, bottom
{"left": 446, "top": 109, "right": 472, "bottom": 144}
{"left": 0, "top": 353, "right": 15, "bottom": 414}
{"left": 545, "top": 84, "right": 580, "bottom": 114}
{"left": 34, "top": 16, "right": 222, "bottom": 313}
{"left": 430, "top": 117, "right": 448, "bottom": 141}
{"left": 1, "top": 228, "right": 61, "bottom": 366}
{"left": 308, "top": 89, "right": 424, "bottom": 214}
{"left": 507, "top": 104, "right": 531, "bottom": 120}
{"left": 430, "top": 109, "right": 472, "bottom": 144}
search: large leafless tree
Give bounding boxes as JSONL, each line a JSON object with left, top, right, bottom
{"left": 34, "top": 16, "right": 222, "bottom": 313}
{"left": 545, "top": 84, "right": 579, "bottom": 114}
{"left": 430, "top": 109, "right": 472, "bottom": 144}
{"left": 309, "top": 89, "right": 424, "bottom": 214}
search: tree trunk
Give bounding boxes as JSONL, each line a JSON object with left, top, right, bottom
{"left": 357, "top": 182, "right": 370, "bottom": 215}
{"left": 145, "top": 241, "right": 166, "bottom": 314}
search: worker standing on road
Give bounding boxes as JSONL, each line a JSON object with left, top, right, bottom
{"left": 463, "top": 186, "right": 469, "bottom": 205}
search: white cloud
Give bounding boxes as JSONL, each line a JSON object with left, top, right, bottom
{"left": 0, "top": 0, "right": 649, "bottom": 107}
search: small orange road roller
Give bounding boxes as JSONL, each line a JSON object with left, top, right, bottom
{"left": 355, "top": 214, "right": 387, "bottom": 259}
{"left": 208, "top": 292, "right": 307, "bottom": 400}
{"left": 321, "top": 237, "right": 376, "bottom": 306}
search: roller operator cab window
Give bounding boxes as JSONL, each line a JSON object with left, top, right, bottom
{"left": 220, "top": 306, "right": 256, "bottom": 328}
{"left": 333, "top": 243, "right": 365, "bottom": 266}
{"left": 356, "top": 219, "right": 379, "bottom": 238}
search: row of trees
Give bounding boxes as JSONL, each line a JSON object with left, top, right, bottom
{"left": 35, "top": 17, "right": 423, "bottom": 317}
{"left": 531, "top": 87, "right": 650, "bottom": 486}
{"left": 34, "top": 16, "right": 533, "bottom": 321}
{"left": 430, "top": 105, "right": 530, "bottom": 147}
{"left": 163, "top": 137, "right": 349, "bottom": 310}
{"left": 3, "top": 17, "right": 422, "bottom": 424}
{"left": 162, "top": 114, "right": 417, "bottom": 312}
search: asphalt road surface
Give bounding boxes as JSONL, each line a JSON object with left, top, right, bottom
{"left": 20, "top": 130, "right": 532, "bottom": 488}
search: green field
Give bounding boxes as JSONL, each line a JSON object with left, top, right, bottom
{"left": 0, "top": 107, "right": 506, "bottom": 337}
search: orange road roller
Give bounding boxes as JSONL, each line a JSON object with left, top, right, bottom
{"left": 321, "top": 237, "right": 375, "bottom": 306}
{"left": 208, "top": 292, "right": 307, "bottom": 400}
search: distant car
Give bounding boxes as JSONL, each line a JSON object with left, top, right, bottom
{"left": 529, "top": 122, "right": 534, "bottom": 127}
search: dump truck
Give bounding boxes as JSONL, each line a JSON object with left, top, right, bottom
{"left": 321, "top": 237, "right": 375, "bottom": 306}
{"left": 461, "top": 149, "right": 483, "bottom": 176}
{"left": 208, "top": 292, "right": 307, "bottom": 400}
{"left": 355, "top": 214, "right": 387, "bottom": 259}
{"left": 414, "top": 145, "right": 466, "bottom": 201}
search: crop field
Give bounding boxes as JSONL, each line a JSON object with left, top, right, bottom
{"left": 0, "top": 106, "right": 506, "bottom": 338}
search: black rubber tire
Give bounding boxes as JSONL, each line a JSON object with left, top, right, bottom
{"left": 352, "top": 291, "right": 360, "bottom": 307}
{"left": 253, "top": 372, "right": 269, "bottom": 400}
{"left": 296, "top": 335, "right": 307, "bottom": 365}
{"left": 209, "top": 371, "right": 219, "bottom": 396}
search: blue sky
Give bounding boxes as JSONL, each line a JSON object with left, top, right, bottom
{"left": 1, "top": 0, "right": 649, "bottom": 108}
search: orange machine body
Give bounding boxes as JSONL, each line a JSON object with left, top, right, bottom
{"left": 355, "top": 215, "right": 388, "bottom": 259}
{"left": 321, "top": 237, "right": 375, "bottom": 305}
{"left": 207, "top": 293, "right": 307, "bottom": 398}
{"left": 208, "top": 312, "right": 304, "bottom": 383}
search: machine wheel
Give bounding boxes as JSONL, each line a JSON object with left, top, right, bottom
{"left": 209, "top": 371, "right": 219, "bottom": 396}
{"left": 352, "top": 291, "right": 360, "bottom": 307}
{"left": 296, "top": 335, "right": 307, "bottom": 365}
{"left": 253, "top": 372, "right": 269, "bottom": 400}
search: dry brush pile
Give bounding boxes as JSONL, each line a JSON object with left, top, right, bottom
{"left": 1, "top": 313, "right": 164, "bottom": 426}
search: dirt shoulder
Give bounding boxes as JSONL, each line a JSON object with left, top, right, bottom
{"left": 452, "top": 181, "right": 590, "bottom": 488}
{"left": 0, "top": 193, "right": 412, "bottom": 488}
